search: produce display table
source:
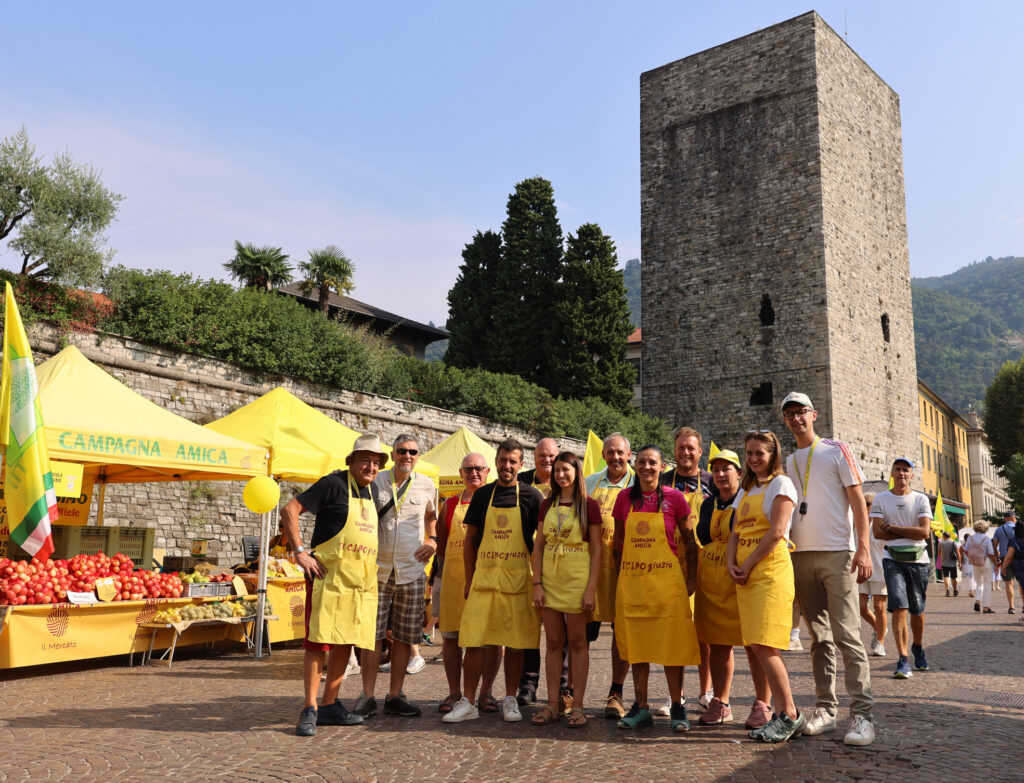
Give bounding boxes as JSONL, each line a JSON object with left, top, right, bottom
{"left": 138, "top": 613, "right": 279, "bottom": 668}
{"left": 261, "top": 577, "right": 307, "bottom": 644}
{"left": 0, "top": 597, "right": 259, "bottom": 669}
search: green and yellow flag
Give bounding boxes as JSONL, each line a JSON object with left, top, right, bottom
{"left": 1, "top": 283, "right": 57, "bottom": 559}
{"left": 931, "top": 489, "right": 956, "bottom": 539}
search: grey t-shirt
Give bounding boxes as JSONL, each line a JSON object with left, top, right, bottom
{"left": 938, "top": 538, "right": 958, "bottom": 566}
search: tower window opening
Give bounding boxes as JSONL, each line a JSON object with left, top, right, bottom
{"left": 749, "top": 382, "right": 773, "bottom": 406}
{"left": 881, "top": 313, "right": 890, "bottom": 343}
{"left": 759, "top": 294, "right": 775, "bottom": 326}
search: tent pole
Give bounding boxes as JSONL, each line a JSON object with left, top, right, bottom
{"left": 95, "top": 478, "right": 106, "bottom": 527}
{"left": 253, "top": 503, "right": 272, "bottom": 658}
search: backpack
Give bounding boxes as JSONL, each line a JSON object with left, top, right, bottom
{"left": 966, "top": 534, "right": 989, "bottom": 567}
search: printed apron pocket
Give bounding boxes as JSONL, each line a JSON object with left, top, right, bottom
{"left": 337, "top": 557, "right": 374, "bottom": 590}
{"left": 497, "top": 565, "right": 529, "bottom": 595}
{"left": 620, "top": 574, "right": 669, "bottom": 618}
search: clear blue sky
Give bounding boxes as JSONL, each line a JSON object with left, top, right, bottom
{"left": 3, "top": 1, "right": 1022, "bottom": 325}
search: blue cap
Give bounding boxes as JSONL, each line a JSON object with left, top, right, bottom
{"left": 892, "top": 457, "right": 915, "bottom": 469}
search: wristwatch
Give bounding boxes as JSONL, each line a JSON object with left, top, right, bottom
{"left": 294, "top": 545, "right": 306, "bottom": 554}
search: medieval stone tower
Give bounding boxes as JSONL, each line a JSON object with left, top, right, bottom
{"left": 640, "top": 11, "right": 918, "bottom": 480}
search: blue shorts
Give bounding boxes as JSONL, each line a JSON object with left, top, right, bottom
{"left": 883, "top": 559, "right": 930, "bottom": 615}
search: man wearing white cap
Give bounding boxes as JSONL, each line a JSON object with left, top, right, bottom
{"left": 781, "top": 392, "right": 874, "bottom": 747}
{"left": 870, "top": 458, "right": 933, "bottom": 679}
{"left": 281, "top": 433, "right": 389, "bottom": 737}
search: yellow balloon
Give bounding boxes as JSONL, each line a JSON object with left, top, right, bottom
{"left": 243, "top": 476, "right": 280, "bottom": 514}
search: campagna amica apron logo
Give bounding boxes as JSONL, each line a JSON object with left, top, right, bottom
{"left": 290, "top": 596, "right": 304, "bottom": 618}
{"left": 46, "top": 605, "right": 70, "bottom": 637}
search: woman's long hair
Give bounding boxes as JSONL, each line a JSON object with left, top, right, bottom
{"left": 549, "top": 451, "right": 588, "bottom": 529}
{"left": 629, "top": 444, "right": 664, "bottom": 511}
{"left": 740, "top": 431, "right": 783, "bottom": 491}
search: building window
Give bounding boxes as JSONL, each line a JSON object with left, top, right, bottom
{"left": 749, "top": 382, "right": 772, "bottom": 406}
{"left": 759, "top": 294, "right": 775, "bottom": 326}
{"left": 881, "top": 313, "right": 890, "bottom": 343}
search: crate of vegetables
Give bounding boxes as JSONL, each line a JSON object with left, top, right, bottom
{"left": 184, "top": 582, "right": 234, "bottom": 597}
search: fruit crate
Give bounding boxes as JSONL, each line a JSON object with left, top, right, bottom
{"left": 41, "top": 525, "right": 155, "bottom": 566}
{"left": 184, "top": 582, "right": 234, "bottom": 597}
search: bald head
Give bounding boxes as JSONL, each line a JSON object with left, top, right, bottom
{"left": 534, "top": 438, "right": 559, "bottom": 481}
{"left": 459, "top": 451, "right": 490, "bottom": 494}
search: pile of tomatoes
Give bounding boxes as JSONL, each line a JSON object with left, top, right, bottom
{"left": 0, "top": 553, "right": 185, "bottom": 605}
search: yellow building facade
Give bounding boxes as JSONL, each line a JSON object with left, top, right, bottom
{"left": 917, "top": 380, "right": 972, "bottom": 526}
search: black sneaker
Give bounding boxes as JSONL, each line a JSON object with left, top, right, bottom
{"left": 383, "top": 692, "right": 421, "bottom": 717}
{"left": 317, "top": 700, "right": 364, "bottom": 726}
{"left": 352, "top": 692, "right": 377, "bottom": 717}
{"left": 296, "top": 705, "right": 317, "bottom": 736}
{"left": 670, "top": 702, "right": 690, "bottom": 732}
{"left": 911, "top": 644, "right": 929, "bottom": 672}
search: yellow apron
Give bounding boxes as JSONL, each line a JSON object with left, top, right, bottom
{"left": 540, "top": 501, "right": 591, "bottom": 614}
{"left": 614, "top": 504, "right": 700, "bottom": 666}
{"left": 694, "top": 503, "right": 743, "bottom": 646}
{"left": 459, "top": 486, "right": 540, "bottom": 648}
{"left": 589, "top": 481, "right": 624, "bottom": 622}
{"left": 733, "top": 484, "right": 795, "bottom": 650}
{"left": 438, "top": 497, "right": 470, "bottom": 634}
{"left": 308, "top": 476, "right": 379, "bottom": 648}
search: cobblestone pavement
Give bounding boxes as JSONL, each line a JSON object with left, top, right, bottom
{"left": 2, "top": 585, "right": 1022, "bottom": 783}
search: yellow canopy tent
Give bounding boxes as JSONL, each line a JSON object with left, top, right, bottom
{"left": 420, "top": 426, "right": 496, "bottom": 497}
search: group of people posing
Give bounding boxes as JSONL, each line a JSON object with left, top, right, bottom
{"left": 281, "top": 391, "right": 965, "bottom": 747}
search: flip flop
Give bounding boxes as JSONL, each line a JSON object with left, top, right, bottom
{"left": 478, "top": 693, "right": 499, "bottom": 713}
{"left": 531, "top": 704, "right": 557, "bottom": 725}
{"left": 567, "top": 707, "right": 587, "bottom": 728}
{"left": 438, "top": 693, "right": 460, "bottom": 713}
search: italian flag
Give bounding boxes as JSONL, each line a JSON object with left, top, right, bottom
{"left": 1, "top": 282, "right": 57, "bottom": 560}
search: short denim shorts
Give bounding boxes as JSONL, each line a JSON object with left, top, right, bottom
{"left": 883, "top": 558, "right": 930, "bottom": 615}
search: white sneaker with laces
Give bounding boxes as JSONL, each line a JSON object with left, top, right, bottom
{"left": 870, "top": 638, "right": 886, "bottom": 657}
{"left": 801, "top": 706, "right": 837, "bottom": 735}
{"left": 406, "top": 654, "right": 426, "bottom": 675}
{"left": 698, "top": 689, "right": 714, "bottom": 709}
{"left": 442, "top": 697, "right": 479, "bottom": 723}
{"left": 844, "top": 714, "right": 875, "bottom": 746}
{"left": 502, "top": 694, "right": 522, "bottom": 722}
{"left": 788, "top": 631, "right": 804, "bottom": 651}
{"left": 655, "top": 699, "right": 671, "bottom": 717}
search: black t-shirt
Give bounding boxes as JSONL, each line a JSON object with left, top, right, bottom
{"left": 518, "top": 468, "right": 552, "bottom": 494}
{"left": 661, "top": 468, "right": 715, "bottom": 499}
{"left": 464, "top": 481, "right": 543, "bottom": 554}
{"left": 296, "top": 469, "right": 379, "bottom": 549}
{"left": 696, "top": 493, "right": 737, "bottom": 546}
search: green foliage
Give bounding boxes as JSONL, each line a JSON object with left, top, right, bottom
{"left": 0, "top": 127, "right": 122, "bottom": 287}
{"left": 445, "top": 230, "right": 501, "bottom": 368}
{"left": 983, "top": 356, "right": 1024, "bottom": 468}
{"left": 999, "top": 454, "right": 1024, "bottom": 514}
{"left": 298, "top": 245, "right": 354, "bottom": 314}
{"left": 223, "top": 241, "right": 293, "bottom": 292}
{"left": 0, "top": 270, "right": 112, "bottom": 332}
{"left": 622, "top": 258, "right": 641, "bottom": 327}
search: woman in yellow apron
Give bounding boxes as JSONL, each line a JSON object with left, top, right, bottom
{"left": 727, "top": 430, "right": 804, "bottom": 743}
{"left": 530, "top": 451, "right": 603, "bottom": 727}
{"left": 613, "top": 444, "right": 700, "bottom": 732}
{"left": 694, "top": 449, "right": 773, "bottom": 729}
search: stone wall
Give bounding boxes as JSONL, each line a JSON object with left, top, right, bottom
{"left": 24, "top": 324, "right": 584, "bottom": 564}
{"left": 640, "top": 11, "right": 918, "bottom": 480}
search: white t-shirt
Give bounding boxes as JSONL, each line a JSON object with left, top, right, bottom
{"left": 870, "top": 489, "right": 932, "bottom": 564}
{"left": 786, "top": 439, "right": 865, "bottom": 552}
{"left": 964, "top": 532, "right": 995, "bottom": 567}
{"left": 732, "top": 475, "right": 798, "bottom": 536}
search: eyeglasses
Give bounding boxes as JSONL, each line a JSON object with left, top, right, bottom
{"left": 462, "top": 466, "right": 488, "bottom": 473}
{"left": 395, "top": 448, "right": 419, "bottom": 456}
{"left": 783, "top": 408, "right": 812, "bottom": 421}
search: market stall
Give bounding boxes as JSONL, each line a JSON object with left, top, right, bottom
{"left": 420, "top": 426, "right": 496, "bottom": 498}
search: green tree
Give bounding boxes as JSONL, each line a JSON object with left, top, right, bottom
{"left": 622, "top": 257, "right": 641, "bottom": 327}
{"left": 223, "top": 241, "right": 292, "bottom": 292}
{"left": 298, "top": 244, "right": 355, "bottom": 315}
{"left": 983, "top": 357, "right": 1024, "bottom": 467}
{"left": 551, "top": 223, "right": 635, "bottom": 408}
{"left": 1, "top": 127, "right": 123, "bottom": 287}
{"left": 444, "top": 230, "right": 501, "bottom": 368}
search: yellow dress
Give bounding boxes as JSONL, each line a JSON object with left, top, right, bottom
{"left": 694, "top": 502, "right": 743, "bottom": 646}
{"left": 540, "top": 501, "right": 592, "bottom": 614}
{"left": 458, "top": 485, "right": 540, "bottom": 649}
{"left": 308, "top": 475, "right": 379, "bottom": 649}
{"left": 733, "top": 481, "right": 795, "bottom": 650}
{"left": 614, "top": 503, "right": 700, "bottom": 666}
{"left": 438, "top": 497, "right": 469, "bottom": 634}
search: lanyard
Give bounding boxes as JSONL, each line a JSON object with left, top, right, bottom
{"left": 390, "top": 469, "right": 412, "bottom": 519}
{"left": 794, "top": 437, "right": 820, "bottom": 505}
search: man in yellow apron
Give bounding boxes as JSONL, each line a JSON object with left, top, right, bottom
{"left": 659, "top": 426, "right": 715, "bottom": 713}
{"left": 583, "top": 432, "right": 634, "bottom": 718}
{"left": 444, "top": 438, "right": 544, "bottom": 723}
{"left": 281, "top": 433, "right": 389, "bottom": 737}
{"left": 517, "top": 436, "right": 558, "bottom": 705}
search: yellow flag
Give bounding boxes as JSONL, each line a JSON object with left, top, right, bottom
{"left": 931, "top": 489, "right": 956, "bottom": 538}
{"left": 582, "top": 430, "right": 606, "bottom": 478}
{"left": 706, "top": 441, "right": 720, "bottom": 466}
{"left": 1, "top": 282, "right": 58, "bottom": 559}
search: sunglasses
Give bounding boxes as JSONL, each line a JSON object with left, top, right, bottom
{"left": 395, "top": 448, "right": 419, "bottom": 456}
{"left": 462, "top": 466, "right": 488, "bottom": 473}
{"left": 747, "top": 428, "right": 771, "bottom": 434}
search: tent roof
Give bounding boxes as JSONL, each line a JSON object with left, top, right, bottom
{"left": 420, "top": 427, "right": 496, "bottom": 494}
{"left": 36, "top": 346, "right": 268, "bottom": 482}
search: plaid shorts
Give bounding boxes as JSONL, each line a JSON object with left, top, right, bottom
{"left": 375, "top": 571, "right": 427, "bottom": 645}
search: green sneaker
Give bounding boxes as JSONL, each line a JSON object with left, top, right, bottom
{"left": 670, "top": 702, "right": 690, "bottom": 732}
{"left": 617, "top": 701, "right": 654, "bottom": 729}
{"left": 754, "top": 711, "right": 805, "bottom": 743}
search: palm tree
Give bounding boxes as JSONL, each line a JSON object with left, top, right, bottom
{"left": 298, "top": 245, "right": 355, "bottom": 315}
{"left": 223, "top": 241, "right": 293, "bottom": 292}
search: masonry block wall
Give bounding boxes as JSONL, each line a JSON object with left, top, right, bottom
{"left": 20, "top": 324, "right": 583, "bottom": 564}
{"left": 640, "top": 11, "right": 918, "bottom": 480}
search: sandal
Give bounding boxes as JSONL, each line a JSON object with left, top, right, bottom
{"left": 567, "top": 706, "right": 587, "bottom": 728}
{"left": 478, "top": 693, "right": 499, "bottom": 713}
{"left": 438, "top": 693, "right": 460, "bottom": 713}
{"left": 531, "top": 704, "right": 557, "bottom": 725}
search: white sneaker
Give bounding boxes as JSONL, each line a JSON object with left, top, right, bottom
{"left": 378, "top": 661, "right": 391, "bottom": 673}
{"left": 788, "top": 632, "right": 804, "bottom": 651}
{"left": 345, "top": 649, "right": 360, "bottom": 676}
{"left": 844, "top": 714, "right": 875, "bottom": 746}
{"left": 655, "top": 699, "right": 672, "bottom": 717}
{"left": 442, "top": 696, "right": 479, "bottom": 723}
{"left": 698, "top": 690, "right": 714, "bottom": 709}
{"left": 870, "top": 638, "right": 886, "bottom": 657}
{"left": 801, "top": 706, "right": 837, "bottom": 735}
{"left": 406, "top": 654, "right": 426, "bottom": 675}
{"left": 502, "top": 695, "right": 522, "bottom": 722}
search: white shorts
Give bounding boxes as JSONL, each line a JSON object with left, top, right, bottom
{"left": 858, "top": 580, "right": 887, "bottom": 597}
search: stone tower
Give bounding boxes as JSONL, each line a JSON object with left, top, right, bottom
{"left": 640, "top": 11, "right": 918, "bottom": 480}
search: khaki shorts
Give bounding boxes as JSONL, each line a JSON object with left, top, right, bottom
{"left": 858, "top": 580, "right": 887, "bottom": 597}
